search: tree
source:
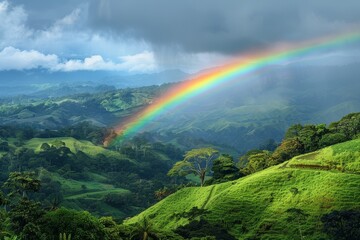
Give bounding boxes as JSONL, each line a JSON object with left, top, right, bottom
{"left": 3, "top": 172, "right": 44, "bottom": 238}
{"left": 241, "top": 151, "right": 272, "bottom": 175}
{"left": 284, "top": 123, "right": 329, "bottom": 153}
{"left": 210, "top": 154, "right": 241, "bottom": 183}
{"left": 131, "top": 217, "right": 160, "bottom": 240}
{"left": 319, "top": 133, "right": 347, "bottom": 148}
{"left": 40, "top": 143, "right": 50, "bottom": 151}
{"left": 10, "top": 200, "right": 44, "bottom": 239}
{"left": 40, "top": 208, "right": 106, "bottom": 240}
{"left": 168, "top": 148, "right": 219, "bottom": 187}
{"left": 329, "top": 113, "right": 360, "bottom": 139}
{"left": 284, "top": 124, "right": 303, "bottom": 139}
{"left": 297, "top": 125, "right": 321, "bottom": 152}
{"left": 271, "top": 138, "right": 303, "bottom": 164}
{"left": 174, "top": 218, "right": 236, "bottom": 240}
{"left": 321, "top": 210, "right": 360, "bottom": 240}
{"left": 238, "top": 149, "right": 263, "bottom": 168}
{"left": 3, "top": 172, "right": 41, "bottom": 199}
{"left": 99, "top": 217, "right": 119, "bottom": 240}
{"left": 10, "top": 147, "right": 35, "bottom": 172}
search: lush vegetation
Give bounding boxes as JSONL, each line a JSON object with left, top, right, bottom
{"left": 0, "top": 97, "right": 359, "bottom": 239}
{"left": 239, "top": 112, "right": 360, "bottom": 175}
{"left": 2, "top": 66, "right": 360, "bottom": 154}
{"left": 168, "top": 148, "right": 219, "bottom": 187}
{"left": 0, "top": 123, "right": 185, "bottom": 223}
{"left": 0, "top": 85, "right": 165, "bottom": 130}
{"left": 126, "top": 138, "right": 360, "bottom": 239}
{"left": 124, "top": 113, "right": 360, "bottom": 239}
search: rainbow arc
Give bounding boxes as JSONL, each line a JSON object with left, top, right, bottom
{"left": 105, "top": 31, "right": 360, "bottom": 146}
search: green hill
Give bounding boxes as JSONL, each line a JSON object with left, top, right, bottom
{"left": 25, "top": 137, "right": 129, "bottom": 160}
{"left": 126, "top": 139, "right": 360, "bottom": 239}
{"left": 24, "top": 138, "right": 135, "bottom": 219}
{"left": 288, "top": 138, "right": 360, "bottom": 173}
{"left": 2, "top": 65, "right": 360, "bottom": 154}
{"left": 17, "top": 136, "right": 166, "bottom": 219}
{"left": 0, "top": 128, "right": 184, "bottom": 222}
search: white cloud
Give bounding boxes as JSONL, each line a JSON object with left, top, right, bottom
{"left": 0, "top": 1, "right": 154, "bottom": 71}
{"left": 0, "top": 1, "right": 226, "bottom": 74}
{"left": 0, "top": 47, "right": 58, "bottom": 70}
{"left": 1, "top": 0, "right": 359, "bottom": 75}
{"left": 54, "top": 55, "right": 116, "bottom": 71}
{"left": 55, "top": 51, "right": 157, "bottom": 72}
{"left": 119, "top": 51, "right": 157, "bottom": 72}
{"left": 0, "top": 46, "right": 157, "bottom": 72}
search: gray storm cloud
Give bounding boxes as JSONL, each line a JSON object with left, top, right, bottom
{"left": 10, "top": 0, "right": 89, "bottom": 28}
{"left": 5, "top": 0, "right": 360, "bottom": 72}
{"left": 9, "top": 0, "right": 360, "bottom": 54}
{"left": 88, "top": 0, "right": 360, "bottom": 54}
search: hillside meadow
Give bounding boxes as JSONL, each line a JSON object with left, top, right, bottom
{"left": 126, "top": 139, "right": 360, "bottom": 239}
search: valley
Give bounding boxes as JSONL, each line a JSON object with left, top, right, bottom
{"left": 1, "top": 2, "right": 360, "bottom": 238}
{"left": 0, "top": 107, "right": 358, "bottom": 239}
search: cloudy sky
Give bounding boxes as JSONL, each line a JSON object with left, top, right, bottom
{"left": 1, "top": 0, "right": 360, "bottom": 74}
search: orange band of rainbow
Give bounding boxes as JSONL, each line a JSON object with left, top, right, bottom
{"left": 105, "top": 30, "right": 360, "bottom": 146}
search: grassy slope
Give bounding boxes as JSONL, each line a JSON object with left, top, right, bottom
{"left": 25, "top": 137, "right": 129, "bottom": 160}
{"left": 26, "top": 138, "right": 133, "bottom": 219}
{"left": 53, "top": 172, "right": 132, "bottom": 220}
{"left": 47, "top": 172, "right": 129, "bottom": 199}
{"left": 126, "top": 139, "right": 360, "bottom": 239}
{"left": 289, "top": 138, "right": 360, "bottom": 173}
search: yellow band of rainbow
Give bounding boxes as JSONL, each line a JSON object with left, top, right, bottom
{"left": 105, "top": 30, "right": 360, "bottom": 146}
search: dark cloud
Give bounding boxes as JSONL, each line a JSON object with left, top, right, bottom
{"left": 10, "top": 0, "right": 89, "bottom": 28}
{"left": 89, "top": 0, "right": 360, "bottom": 54}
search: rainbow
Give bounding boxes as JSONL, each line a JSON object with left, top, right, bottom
{"left": 105, "top": 30, "right": 360, "bottom": 146}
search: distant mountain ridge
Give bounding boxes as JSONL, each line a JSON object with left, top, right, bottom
{"left": 0, "top": 69, "right": 189, "bottom": 97}
{"left": 141, "top": 63, "right": 360, "bottom": 152}
{"left": 0, "top": 63, "right": 359, "bottom": 153}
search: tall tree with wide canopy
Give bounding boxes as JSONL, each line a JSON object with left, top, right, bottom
{"left": 3, "top": 171, "right": 41, "bottom": 199}
{"left": 168, "top": 148, "right": 219, "bottom": 186}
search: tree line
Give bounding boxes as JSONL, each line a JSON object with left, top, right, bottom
{"left": 167, "top": 112, "right": 360, "bottom": 185}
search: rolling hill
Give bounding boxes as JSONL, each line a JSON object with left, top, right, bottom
{"left": 147, "top": 64, "right": 360, "bottom": 153}
{"left": 126, "top": 139, "right": 360, "bottom": 239}
{"left": 25, "top": 137, "right": 128, "bottom": 160}
{"left": 1, "top": 64, "right": 360, "bottom": 154}
{"left": 0, "top": 135, "right": 181, "bottom": 221}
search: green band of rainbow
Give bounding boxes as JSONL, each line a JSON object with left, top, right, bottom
{"left": 105, "top": 30, "right": 360, "bottom": 146}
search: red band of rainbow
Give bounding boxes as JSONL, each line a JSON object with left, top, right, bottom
{"left": 105, "top": 30, "right": 360, "bottom": 146}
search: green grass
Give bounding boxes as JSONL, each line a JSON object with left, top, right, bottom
{"left": 88, "top": 173, "right": 109, "bottom": 182}
{"left": 2, "top": 136, "right": 136, "bottom": 219}
{"left": 66, "top": 189, "right": 130, "bottom": 200}
{"left": 126, "top": 139, "right": 360, "bottom": 239}
{"left": 44, "top": 171, "right": 127, "bottom": 197}
{"left": 25, "top": 137, "right": 130, "bottom": 160}
{"left": 41, "top": 170, "right": 131, "bottom": 220}
{"left": 289, "top": 138, "right": 360, "bottom": 173}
